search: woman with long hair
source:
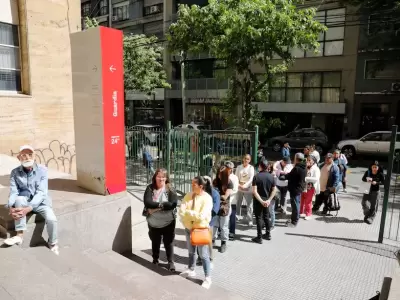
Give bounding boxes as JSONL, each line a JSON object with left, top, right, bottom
{"left": 213, "top": 166, "right": 233, "bottom": 253}
{"left": 143, "top": 168, "right": 178, "bottom": 271}
{"left": 179, "top": 176, "right": 213, "bottom": 289}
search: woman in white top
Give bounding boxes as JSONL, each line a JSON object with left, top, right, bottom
{"left": 224, "top": 161, "right": 239, "bottom": 240}
{"left": 310, "top": 145, "right": 321, "bottom": 164}
{"left": 272, "top": 156, "right": 293, "bottom": 213}
{"left": 235, "top": 154, "right": 255, "bottom": 226}
{"left": 300, "top": 155, "right": 321, "bottom": 220}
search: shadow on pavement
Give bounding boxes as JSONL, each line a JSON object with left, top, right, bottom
{"left": 314, "top": 216, "right": 365, "bottom": 224}
{"left": 285, "top": 232, "right": 399, "bottom": 259}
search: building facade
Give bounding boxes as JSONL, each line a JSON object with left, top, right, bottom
{"left": 82, "top": 0, "right": 362, "bottom": 142}
{"left": 353, "top": 7, "right": 400, "bottom": 137}
{"left": 0, "top": 0, "right": 80, "bottom": 173}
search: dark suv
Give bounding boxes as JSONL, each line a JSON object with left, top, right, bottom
{"left": 268, "top": 128, "right": 331, "bottom": 155}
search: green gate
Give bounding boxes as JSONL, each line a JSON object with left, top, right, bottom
{"left": 125, "top": 122, "right": 258, "bottom": 195}
{"left": 379, "top": 125, "right": 400, "bottom": 244}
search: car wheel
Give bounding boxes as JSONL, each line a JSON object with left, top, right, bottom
{"left": 315, "top": 145, "right": 324, "bottom": 155}
{"left": 342, "top": 146, "right": 355, "bottom": 159}
{"left": 272, "top": 142, "right": 282, "bottom": 152}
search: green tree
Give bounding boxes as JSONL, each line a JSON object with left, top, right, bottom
{"left": 167, "top": 0, "right": 326, "bottom": 129}
{"left": 84, "top": 18, "right": 170, "bottom": 94}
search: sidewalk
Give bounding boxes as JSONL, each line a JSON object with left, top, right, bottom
{"left": 129, "top": 179, "right": 399, "bottom": 300}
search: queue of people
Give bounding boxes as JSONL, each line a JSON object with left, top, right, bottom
{"left": 140, "top": 145, "right": 383, "bottom": 289}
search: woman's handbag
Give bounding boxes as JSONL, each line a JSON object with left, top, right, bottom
{"left": 190, "top": 194, "right": 211, "bottom": 246}
{"left": 219, "top": 199, "right": 230, "bottom": 216}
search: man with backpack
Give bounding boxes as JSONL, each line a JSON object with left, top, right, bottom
{"left": 333, "top": 149, "right": 347, "bottom": 193}
{"left": 312, "top": 153, "right": 340, "bottom": 215}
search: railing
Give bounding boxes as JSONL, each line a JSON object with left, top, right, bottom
{"left": 125, "top": 123, "right": 258, "bottom": 195}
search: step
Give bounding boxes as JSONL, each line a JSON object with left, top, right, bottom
{"left": 86, "top": 249, "right": 244, "bottom": 299}
{"left": 0, "top": 246, "right": 88, "bottom": 300}
{"left": 26, "top": 246, "right": 139, "bottom": 300}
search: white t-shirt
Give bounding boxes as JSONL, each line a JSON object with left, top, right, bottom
{"left": 235, "top": 164, "right": 255, "bottom": 189}
{"left": 273, "top": 160, "right": 293, "bottom": 187}
{"left": 229, "top": 173, "right": 239, "bottom": 205}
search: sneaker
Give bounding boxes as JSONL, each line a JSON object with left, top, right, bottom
{"left": 270, "top": 226, "right": 275, "bottom": 232}
{"left": 304, "top": 216, "right": 312, "bottom": 221}
{"left": 262, "top": 233, "right": 271, "bottom": 240}
{"left": 49, "top": 244, "right": 59, "bottom": 256}
{"left": 4, "top": 236, "right": 23, "bottom": 246}
{"left": 248, "top": 221, "right": 253, "bottom": 227}
{"left": 229, "top": 233, "right": 235, "bottom": 241}
{"left": 365, "top": 217, "right": 373, "bottom": 225}
{"left": 180, "top": 269, "right": 196, "bottom": 278}
{"left": 343, "top": 189, "right": 347, "bottom": 193}
{"left": 202, "top": 277, "right": 212, "bottom": 289}
{"left": 286, "top": 221, "right": 297, "bottom": 228}
{"left": 300, "top": 214, "right": 306, "bottom": 218}
{"left": 168, "top": 262, "right": 176, "bottom": 272}
{"left": 251, "top": 237, "right": 263, "bottom": 244}
{"left": 152, "top": 259, "right": 159, "bottom": 265}
{"left": 220, "top": 242, "right": 227, "bottom": 253}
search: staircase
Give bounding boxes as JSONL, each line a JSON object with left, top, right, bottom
{"left": 0, "top": 242, "right": 243, "bottom": 300}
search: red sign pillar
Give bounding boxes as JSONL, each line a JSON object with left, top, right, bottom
{"left": 71, "top": 27, "right": 126, "bottom": 195}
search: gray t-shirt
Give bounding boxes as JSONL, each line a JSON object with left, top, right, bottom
{"left": 147, "top": 188, "right": 175, "bottom": 228}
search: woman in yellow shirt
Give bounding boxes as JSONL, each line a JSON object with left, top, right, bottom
{"left": 179, "top": 176, "right": 213, "bottom": 289}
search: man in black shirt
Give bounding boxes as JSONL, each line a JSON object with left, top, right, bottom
{"left": 251, "top": 159, "right": 277, "bottom": 244}
{"left": 280, "top": 152, "right": 306, "bottom": 227}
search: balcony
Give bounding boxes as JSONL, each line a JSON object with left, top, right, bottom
{"left": 166, "top": 78, "right": 229, "bottom": 99}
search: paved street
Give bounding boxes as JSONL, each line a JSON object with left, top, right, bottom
{"left": 130, "top": 166, "right": 400, "bottom": 300}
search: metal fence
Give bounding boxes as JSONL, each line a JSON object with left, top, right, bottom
{"left": 125, "top": 122, "right": 258, "bottom": 195}
{"left": 379, "top": 125, "right": 400, "bottom": 244}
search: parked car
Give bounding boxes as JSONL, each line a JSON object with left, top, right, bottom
{"left": 175, "top": 122, "right": 209, "bottom": 130}
{"left": 337, "top": 131, "right": 400, "bottom": 159}
{"left": 268, "top": 128, "right": 331, "bottom": 155}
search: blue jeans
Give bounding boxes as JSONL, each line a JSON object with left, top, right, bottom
{"left": 268, "top": 198, "right": 276, "bottom": 227}
{"left": 14, "top": 196, "right": 58, "bottom": 245}
{"left": 290, "top": 193, "right": 301, "bottom": 225}
{"left": 184, "top": 229, "right": 211, "bottom": 277}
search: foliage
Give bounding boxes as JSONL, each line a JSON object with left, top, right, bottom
{"left": 84, "top": 18, "right": 170, "bottom": 94}
{"left": 167, "top": 0, "right": 326, "bottom": 129}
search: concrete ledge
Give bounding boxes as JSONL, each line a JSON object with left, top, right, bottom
{"left": 388, "top": 267, "right": 400, "bottom": 300}
{"left": 0, "top": 178, "right": 132, "bottom": 253}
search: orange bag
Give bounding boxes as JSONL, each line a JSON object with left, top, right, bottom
{"left": 190, "top": 228, "right": 211, "bottom": 246}
{"left": 189, "top": 194, "right": 211, "bottom": 246}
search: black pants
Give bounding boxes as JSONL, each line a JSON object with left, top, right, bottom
{"left": 277, "top": 186, "right": 288, "bottom": 208}
{"left": 313, "top": 192, "right": 329, "bottom": 212}
{"left": 148, "top": 220, "right": 176, "bottom": 263}
{"left": 362, "top": 191, "right": 380, "bottom": 220}
{"left": 229, "top": 204, "right": 237, "bottom": 234}
{"left": 342, "top": 179, "right": 346, "bottom": 189}
{"left": 254, "top": 200, "right": 271, "bottom": 238}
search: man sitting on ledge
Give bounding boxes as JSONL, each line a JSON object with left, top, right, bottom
{"left": 3, "top": 145, "right": 59, "bottom": 255}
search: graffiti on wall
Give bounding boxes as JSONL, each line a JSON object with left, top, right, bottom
{"left": 11, "top": 140, "right": 76, "bottom": 174}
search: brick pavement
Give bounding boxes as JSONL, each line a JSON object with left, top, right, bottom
{"left": 130, "top": 172, "right": 400, "bottom": 300}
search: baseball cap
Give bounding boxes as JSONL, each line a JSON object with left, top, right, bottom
{"left": 295, "top": 152, "right": 305, "bottom": 161}
{"left": 224, "top": 161, "right": 235, "bottom": 169}
{"left": 19, "top": 145, "right": 34, "bottom": 153}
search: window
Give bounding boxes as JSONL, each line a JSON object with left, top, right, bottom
{"left": 365, "top": 60, "right": 400, "bottom": 79}
{"left": 362, "top": 133, "right": 382, "bottom": 141}
{"left": 269, "top": 71, "right": 341, "bottom": 103}
{"left": 0, "top": 22, "right": 21, "bottom": 92}
{"left": 144, "top": 4, "right": 163, "bottom": 16}
{"left": 99, "top": 0, "right": 108, "bottom": 16}
{"left": 113, "top": 2, "right": 129, "bottom": 21}
{"left": 368, "top": 13, "right": 400, "bottom": 35}
{"left": 81, "top": 2, "right": 91, "bottom": 17}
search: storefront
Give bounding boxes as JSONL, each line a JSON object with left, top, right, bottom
{"left": 186, "top": 98, "right": 226, "bottom": 128}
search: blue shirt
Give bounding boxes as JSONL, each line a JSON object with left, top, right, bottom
{"left": 281, "top": 147, "right": 290, "bottom": 158}
{"left": 7, "top": 164, "right": 51, "bottom": 209}
{"left": 210, "top": 187, "right": 220, "bottom": 227}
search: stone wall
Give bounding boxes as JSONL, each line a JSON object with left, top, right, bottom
{"left": 0, "top": 0, "right": 81, "bottom": 175}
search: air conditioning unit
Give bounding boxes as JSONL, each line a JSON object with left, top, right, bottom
{"left": 392, "top": 82, "right": 400, "bottom": 92}
{"left": 149, "top": 5, "right": 160, "bottom": 14}
{"left": 112, "top": 16, "right": 118, "bottom": 21}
